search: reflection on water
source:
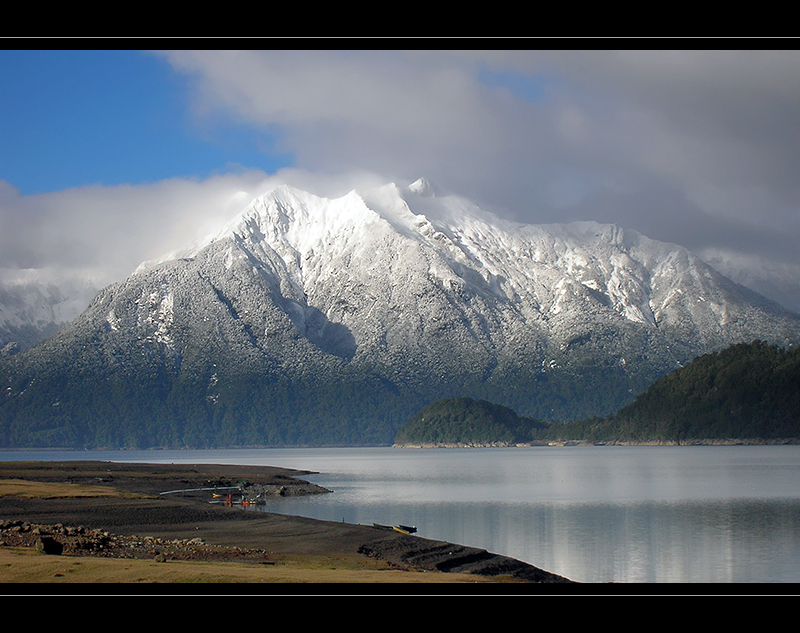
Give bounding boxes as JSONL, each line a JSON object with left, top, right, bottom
{"left": 3, "top": 445, "right": 800, "bottom": 583}
{"left": 494, "top": 498, "right": 800, "bottom": 583}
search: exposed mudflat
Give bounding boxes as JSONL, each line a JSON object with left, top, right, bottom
{"left": 0, "top": 460, "right": 574, "bottom": 585}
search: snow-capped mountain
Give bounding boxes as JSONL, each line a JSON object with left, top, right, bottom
{"left": 2, "top": 179, "right": 799, "bottom": 448}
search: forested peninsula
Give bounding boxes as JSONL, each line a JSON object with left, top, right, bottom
{"left": 394, "top": 341, "right": 800, "bottom": 447}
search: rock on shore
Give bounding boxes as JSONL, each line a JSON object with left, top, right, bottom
{"left": 0, "top": 518, "right": 274, "bottom": 564}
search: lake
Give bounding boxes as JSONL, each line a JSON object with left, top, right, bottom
{"left": 2, "top": 444, "right": 799, "bottom": 583}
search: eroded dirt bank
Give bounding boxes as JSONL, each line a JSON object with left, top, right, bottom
{"left": 0, "top": 460, "right": 574, "bottom": 584}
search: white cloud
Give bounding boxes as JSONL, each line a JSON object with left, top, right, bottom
{"left": 0, "top": 171, "right": 268, "bottom": 287}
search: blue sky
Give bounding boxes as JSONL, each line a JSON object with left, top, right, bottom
{"left": 1, "top": 49, "right": 799, "bottom": 311}
{"left": 0, "top": 50, "right": 292, "bottom": 194}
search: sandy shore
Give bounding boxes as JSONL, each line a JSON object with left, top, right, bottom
{"left": 0, "top": 460, "right": 574, "bottom": 588}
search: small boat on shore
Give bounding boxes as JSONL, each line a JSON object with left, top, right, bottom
{"left": 372, "top": 523, "right": 393, "bottom": 530}
{"left": 372, "top": 523, "right": 417, "bottom": 534}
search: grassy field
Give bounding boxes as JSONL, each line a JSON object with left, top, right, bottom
{"left": 0, "top": 478, "right": 149, "bottom": 499}
{"left": 0, "top": 546, "right": 501, "bottom": 584}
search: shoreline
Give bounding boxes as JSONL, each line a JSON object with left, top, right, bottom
{"left": 3, "top": 436, "right": 798, "bottom": 454}
{"left": 0, "top": 460, "right": 574, "bottom": 586}
{"left": 394, "top": 437, "right": 800, "bottom": 448}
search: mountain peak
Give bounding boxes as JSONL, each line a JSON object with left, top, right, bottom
{"left": 408, "top": 177, "right": 438, "bottom": 197}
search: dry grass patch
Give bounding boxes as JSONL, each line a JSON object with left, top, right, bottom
{"left": 0, "top": 479, "right": 148, "bottom": 499}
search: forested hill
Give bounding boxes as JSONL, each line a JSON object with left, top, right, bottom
{"left": 393, "top": 397, "right": 549, "bottom": 446}
{"left": 558, "top": 340, "right": 800, "bottom": 443}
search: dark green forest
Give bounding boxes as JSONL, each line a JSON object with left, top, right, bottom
{"left": 393, "top": 397, "right": 549, "bottom": 446}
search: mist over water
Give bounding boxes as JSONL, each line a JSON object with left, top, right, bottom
{"left": 4, "top": 445, "right": 800, "bottom": 583}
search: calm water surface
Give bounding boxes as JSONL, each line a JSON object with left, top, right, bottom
{"left": 2, "top": 445, "right": 799, "bottom": 583}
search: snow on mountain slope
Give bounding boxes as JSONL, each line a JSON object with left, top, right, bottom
{"left": 173, "top": 178, "right": 797, "bottom": 358}
{"left": 101, "top": 177, "right": 800, "bottom": 402}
